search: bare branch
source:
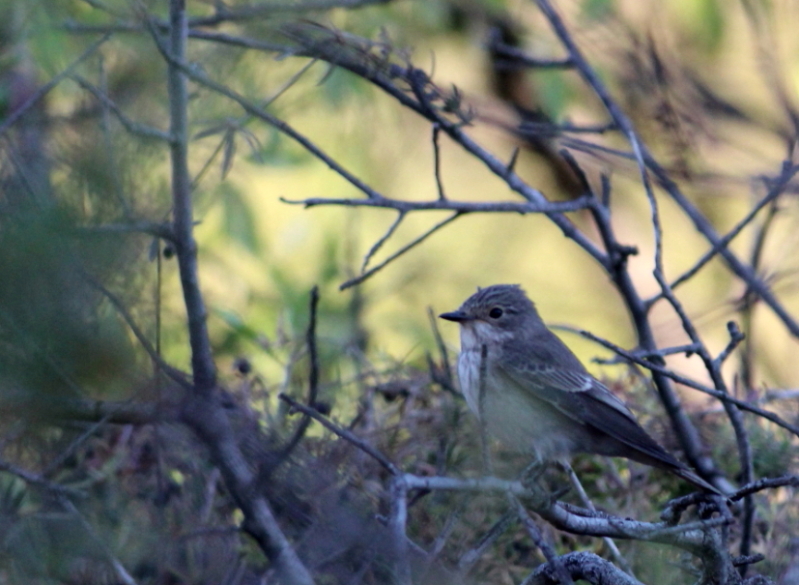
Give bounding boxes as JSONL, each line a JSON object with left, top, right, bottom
{"left": 389, "top": 476, "right": 412, "bottom": 585}
{"left": 70, "top": 75, "right": 172, "bottom": 141}
{"left": 59, "top": 497, "right": 140, "bottom": 585}
{"left": 145, "top": 5, "right": 316, "bottom": 583}
{"left": 339, "top": 212, "right": 461, "bottom": 290}
{"left": 281, "top": 195, "right": 592, "bottom": 214}
{"left": 522, "top": 551, "right": 646, "bottom": 585}
{"left": 652, "top": 163, "right": 799, "bottom": 302}
{"left": 0, "top": 458, "right": 83, "bottom": 497}
{"left": 432, "top": 124, "right": 447, "bottom": 200}
{"left": 511, "top": 493, "right": 575, "bottom": 585}
{"left": 279, "top": 22, "right": 609, "bottom": 264}
{"left": 575, "top": 329, "right": 799, "bottom": 436}
{"left": 279, "top": 393, "right": 400, "bottom": 476}
{"left": 149, "top": 27, "right": 385, "bottom": 202}
{"left": 142, "top": 2, "right": 219, "bottom": 394}
{"left": 188, "top": 0, "right": 392, "bottom": 28}
{"left": 82, "top": 272, "right": 191, "bottom": 390}
{"left": 487, "top": 28, "right": 573, "bottom": 70}
{"left": 275, "top": 287, "right": 321, "bottom": 464}
{"left": 361, "top": 211, "right": 405, "bottom": 272}
{"left": 403, "top": 473, "right": 725, "bottom": 552}
{"left": 714, "top": 321, "right": 746, "bottom": 369}
{"left": 730, "top": 475, "right": 799, "bottom": 500}
{"left": 0, "top": 33, "right": 112, "bottom": 138}
{"left": 562, "top": 463, "right": 634, "bottom": 576}
{"left": 457, "top": 510, "right": 515, "bottom": 574}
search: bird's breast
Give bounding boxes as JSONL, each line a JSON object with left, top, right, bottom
{"left": 456, "top": 330, "right": 587, "bottom": 461}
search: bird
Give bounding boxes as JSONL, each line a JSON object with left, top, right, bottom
{"left": 439, "top": 284, "right": 722, "bottom": 495}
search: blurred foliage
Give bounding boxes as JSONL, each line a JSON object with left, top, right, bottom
{"left": 1, "top": 0, "right": 799, "bottom": 583}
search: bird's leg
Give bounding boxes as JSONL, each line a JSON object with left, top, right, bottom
{"left": 520, "top": 457, "right": 547, "bottom": 490}
{"left": 521, "top": 459, "right": 573, "bottom": 506}
{"left": 519, "top": 460, "right": 566, "bottom": 509}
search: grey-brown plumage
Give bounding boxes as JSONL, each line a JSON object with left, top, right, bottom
{"left": 440, "top": 284, "right": 721, "bottom": 495}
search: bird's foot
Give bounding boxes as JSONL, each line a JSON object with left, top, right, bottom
{"left": 520, "top": 461, "right": 572, "bottom": 508}
{"left": 520, "top": 460, "right": 547, "bottom": 489}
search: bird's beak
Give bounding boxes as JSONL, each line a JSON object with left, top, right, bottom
{"left": 439, "top": 310, "right": 474, "bottom": 322}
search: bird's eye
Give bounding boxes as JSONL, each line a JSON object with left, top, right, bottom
{"left": 488, "top": 307, "right": 503, "bottom": 319}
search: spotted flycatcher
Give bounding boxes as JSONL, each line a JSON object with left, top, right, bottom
{"left": 440, "top": 284, "right": 720, "bottom": 494}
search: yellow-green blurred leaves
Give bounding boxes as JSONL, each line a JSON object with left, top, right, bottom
{"left": 217, "top": 182, "right": 261, "bottom": 255}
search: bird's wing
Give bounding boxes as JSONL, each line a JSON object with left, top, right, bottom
{"left": 497, "top": 361, "right": 684, "bottom": 469}
{"left": 502, "top": 362, "right": 634, "bottom": 419}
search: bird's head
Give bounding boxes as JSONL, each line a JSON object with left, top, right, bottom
{"left": 440, "top": 284, "right": 541, "bottom": 343}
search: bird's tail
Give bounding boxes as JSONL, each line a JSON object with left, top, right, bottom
{"left": 671, "top": 466, "right": 725, "bottom": 497}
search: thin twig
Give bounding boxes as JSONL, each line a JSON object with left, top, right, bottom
{"left": 71, "top": 75, "right": 172, "bottom": 141}
{"left": 340, "top": 212, "right": 461, "bottom": 290}
{"left": 361, "top": 211, "right": 405, "bottom": 272}
{"left": 730, "top": 475, "right": 799, "bottom": 500}
{"left": 278, "top": 393, "right": 400, "bottom": 476}
{"left": 189, "top": 0, "right": 390, "bottom": 27}
{"left": 0, "top": 458, "right": 83, "bottom": 497}
{"left": 651, "top": 163, "right": 798, "bottom": 302}
{"left": 738, "top": 196, "right": 781, "bottom": 391}
{"left": 276, "top": 287, "right": 321, "bottom": 464}
{"left": 282, "top": 195, "right": 592, "bottom": 214}
{"left": 148, "top": 26, "right": 385, "bottom": 202}
{"left": 654, "top": 269, "right": 748, "bottom": 499}
{"left": 562, "top": 463, "right": 634, "bottom": 576}
{"left": 42, "top": 410, "right": 115, "bottom": 478}
{"left": 0, "top": 33, "right": 113, "bottom": 138}
{"left": 457, "top": 510, "right": 515, "bottom": 574}
{"left": 506, "top": 146, "right": 520, "bottom": 173}
{"left": 59, "top": 496, "right": 139, "bottom": 585}
{"left": 575, "top": 329, "right": 799, "bottom": 436}
{"left": 403, "top": 474, "right": 525, "bottom": 494}
{"left": 487, "top": 34, "right": 573, "bottom": 70}
{"left": 511, "top": 494, "right": 575, "bottom": 585}
{"left": 190, "top": 58, "right": 318, "bottom": 188}
{"left": 714, "top": 321, "right": 746, "bottom": 369}
{"left": 432, "top": 124, "right": 447, "bottom": 200}
{"left": 82, "top": 272, "right": 191, "bottom": 390}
